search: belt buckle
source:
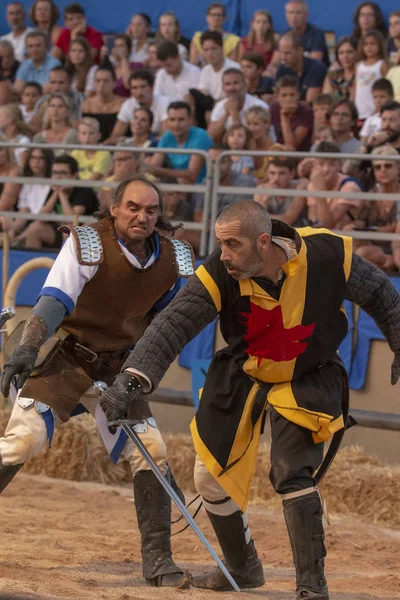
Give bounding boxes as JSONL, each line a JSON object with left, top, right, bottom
{"left": 74, "top": 343, "right": 98, "bottom": 363}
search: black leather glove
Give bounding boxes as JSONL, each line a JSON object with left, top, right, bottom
{"left": 1, "top": 345, "right": 38, "bottom": 398}
{"left": 391, "top": 351, "right": 400, "bottom": 385}
{"left": 99, "top": 372, "right": 152, "bottom": 425}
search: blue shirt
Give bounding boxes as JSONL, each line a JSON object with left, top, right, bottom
{"left": 157, "top": 126, "right": 213, "bottom": 183}
{"left": 15, "top": 53, "right": 61, "bottom": 86}
{"left": 276, "top": 56, "right": 327, "bottom": 101}
{"left": 283, "top": 23, "right": 330, "bottom": 67}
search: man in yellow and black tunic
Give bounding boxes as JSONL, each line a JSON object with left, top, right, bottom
{"left": 100, "top": 200, "right": 400, "bottom": 600}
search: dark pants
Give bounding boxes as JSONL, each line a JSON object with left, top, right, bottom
{"left": 269, "top": 407, "right": 324, "bottom": 495}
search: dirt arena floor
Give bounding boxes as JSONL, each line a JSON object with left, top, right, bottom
{"left": 0, "top": 474, "right": 399, "bottom": 600}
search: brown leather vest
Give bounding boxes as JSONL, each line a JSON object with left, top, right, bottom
{"left": 62, "top": 218, "right": 178, "bottom": 352}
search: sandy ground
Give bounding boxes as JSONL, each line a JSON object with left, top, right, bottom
{"left": 0, "top": 474, "right": 399, "bottom": 600}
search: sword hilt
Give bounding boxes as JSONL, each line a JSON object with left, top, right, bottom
{"left": 0, "top": 306, "right": 16, "bottom": 330}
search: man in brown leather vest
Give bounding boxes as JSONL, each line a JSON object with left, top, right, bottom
{"left": 0, "top": 176, "right": 195, "bottom": 588}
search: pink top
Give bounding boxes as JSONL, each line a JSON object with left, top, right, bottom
{"left": 241, "top": 37, "right": 274, "bottom": 67}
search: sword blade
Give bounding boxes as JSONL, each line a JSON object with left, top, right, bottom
{"left": 120, "top": 421, "right": 241, "bottom": 593}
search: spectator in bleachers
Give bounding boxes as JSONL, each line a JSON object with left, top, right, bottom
{"left": 275, "top": 32, "right": 327, "bottom": 103}
{"left": 327, "top": 98, "right": 361, "bottom": 152}
{"left": 239, "top": 10, "right": 276, "bottom": 70}
{"left": 0, "top": 40, "right": 20, "bottom": 84}
{"left": 13, "top": 30, "right": 61, "bottom": 95}
{"left": 98, "top": 145, "right": 141, "bottom": 209}
{"left": 146, "top": 40, "right": 161, "bottom": 74}
{"left": 2, "top": 146, "right": 53, "bottom": 245}
{"left": 346, "top": 145, "right": 397, "bottom": 271}
{"left": 360, "top": 78, "right": 393, "bottom": 140}
{"left": 157, "top": 175, "right": 194, "bottom": 221}
{"left": 81, "top": 68, "right": 124, "bottom": 142}
{"left": 190, "top": 3, "right": 240, "bottom": 66}
{"left": 0, "top": 103, "right": 31, "bottom": 166}
{"left": 254, "top": 156, "right": 309, "bottom": 226}
{"left": 223, "top": 124, "right": 254, "bottom": 175}
{"left": 154, "top": 41, "right": 200, "bottom": 101}
{"left": 1, "top": 2, "right": 33, "bottom": 62}
{"left": 127, "top": 13, "right": 151, "bottom": 64}
{"left": 283, "top": 0, "right": 329, "bottom": 66}
{"left": 354, "top": 29, "right": 388, "bottom": 123}
{"left": 198, "top": 31, "right": 240, "bottom": 102}
{"left": 123, "top": 107, "right": 157, "bottom": 148}
{"left": 0, "top": 133, "right": 19, "bottom": 211}
{"left": 30, "top": 66, "right": 83, "bottom": 132}
{"left": 52, "top": 3, "right": 103, "bottom": 64}
{"left": 65, "top": 37, "right": 94, "bottom": 94}
{"left": 270, "top": 75, "right": 314, "bottom": 151}
{"left": 312, "top": 93, "right": 333, "bottom": 139}
{"left": 148, "top": 101, "right": 213, "bottom": 184}
{"left": 213, "top": 150, "right": 255, "bottom": 214}
{"left": 352, "top": 2, "right": 387, "bottom": 44}
{"left": 386, "top": 56, "right": 400, "bottom": 103}
{"left": 388, "top": 11, "right": 400, "bottom": 67}
{"left": 208, "top": 68, "right": 269, "bottom": 144}
{"left": 19, "top": 81, "right": 42, "bottom": 123}
{"left": 246, "top": 106, "right": 283, "bottom": 180}
{"left": 71, "top": 117, "right": 112, "bottom": 181}
{"left": 29, "top": 0, "right": 61, "bottom": 47}
{"left": 32, "top": 92, "right": 79, "bottom": 155}
{"left": 322, "top": 36, "right": 357, "bottom": 100}
{"left": 240, "top": 53, "right": 274, "bottom": 101}
{"left": 307, "top": 140, "right": 363, "bottom": 229}
{"left": 106, "top": 70, "right": 169, "bottom": 143}
{"left": 16, "top": 154, "right": 98, "bottom": 249}
{"left": 156, "top": 13, "right": 190, "bottom": 61}
{"left": 94, "top": 34, "right": 141, "bottom": 98}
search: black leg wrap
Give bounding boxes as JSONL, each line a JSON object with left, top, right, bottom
{"left": 190, "top": 509, "right": 265, "bottom": 591}
{"left": 133, "top": 470, "right": 183, "bottom": 587}
{"left": 0, "top": 459, "right": 23, "bottom": 494}
{"left": 283, "top": 491, "right": 329, "bottom": 600}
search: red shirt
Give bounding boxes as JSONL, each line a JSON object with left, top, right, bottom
{"left": 270, "top": 101, "right": 314, "bottom": 152}
{"left": 241, "top": 37, "right": 274, "bottom": 68}
{"left": 55, "top": 25, "right": 103, "bottom": 63}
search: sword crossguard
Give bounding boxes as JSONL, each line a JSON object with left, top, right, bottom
{"left": 107, "top": 418, "right": 145, "bottom": 428}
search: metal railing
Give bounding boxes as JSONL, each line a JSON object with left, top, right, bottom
{"left": 0, "top": 141, "right": 213, "bottom": 257}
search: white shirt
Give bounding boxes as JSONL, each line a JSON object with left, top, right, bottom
{"left": 84, "top": 64, "right": 99, "bottom": 93}
{"left": 354, "top": 59, "right": 385, "bottom": 119}
{"left": 117, "top": 93, "right": 170, "bottom": 135}
{"left": 129, "top": 40, "right": 149, "bottom": 63}
{"left": 198, "top": 58, "right": 240, "bottom": 101}
{"left": 18, "top": 183, "right": 51, "bottom": 213}
{"left": 8, "top": 134, "right": 31, "bottom": 167}
{"left": 359, "top": 112, "right": 382, "bottom": 138}
{"left": 1, "top": 27, "right": 34, "bottom": 62}
{"left": 154, "top": 61, "right": 200, "bottom": 101}
{"left": 19, "top": 104, "right": 36, "bottom": 124}
{"left": 210, "top": 94, "right": 270, "bottom": 130}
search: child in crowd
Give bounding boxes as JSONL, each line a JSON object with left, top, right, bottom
{"left": 223, "top": 124, "right": 254, "bottom": 175}
{"left": 71, "top": 117, "right": 112, "bottom": 181}
{"left": 354, "top": 29, "right": 388, "bottom": 123}
{"left": 312, "top": 94, "right": 334, "bottom": 141}
{"left": 19, "top": 82, "right": 43, "bottom": 124}
{"left": 360, "top": 78, "right": 394, "bottom": 140}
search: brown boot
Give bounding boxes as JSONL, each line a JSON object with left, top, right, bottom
{"left": 191, "top": 510, "right": 265, "bottom": 591}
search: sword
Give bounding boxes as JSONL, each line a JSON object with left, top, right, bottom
{"left": 0, "top": 306, "right": 16, "bottom": 332}
{"left": 96, "top": 384, "right": 240, "bottom": 592}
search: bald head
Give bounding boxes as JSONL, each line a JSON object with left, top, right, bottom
{"left": 216, "top": 200, "right": 272, "bottom": 242}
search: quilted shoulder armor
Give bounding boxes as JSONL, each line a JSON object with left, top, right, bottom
{"left": 170, "top": 238, "right": 195, "bottom": 278}
{"left": 68, "top": 225, "right": 104, "bottom": 265}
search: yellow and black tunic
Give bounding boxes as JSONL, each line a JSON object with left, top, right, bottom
{"left": 191, "top": 222, "right": 353, "bottom": 510}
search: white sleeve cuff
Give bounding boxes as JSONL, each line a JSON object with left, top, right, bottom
{"left": 124, "top": 368, "right": 153, "bottom": 393}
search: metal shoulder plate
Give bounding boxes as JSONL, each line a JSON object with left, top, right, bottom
{"left": 70, "top": 225, "right": 104, "bottom": 266}
{"left": 170, "top": 238, "right": 195, "bottom": 278}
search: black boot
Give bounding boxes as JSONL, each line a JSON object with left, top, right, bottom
{"left": 0, "top": 459, "right": 23, "bottom": 493}
{"left": 133, "top": 470, "right": 184, "bottom": 587}
{"left": 191, "top": 510, "right": 265, "bottom": 591}
{"left": 283, "top": 491, "right": 329, "bottom": 600}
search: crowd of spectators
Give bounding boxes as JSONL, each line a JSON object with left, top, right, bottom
{"left": 0, "top": 0, "right": 400, "bottom": 269}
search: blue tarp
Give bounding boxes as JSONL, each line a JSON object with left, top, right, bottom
{"left": 0, "top": 0, "right": 396, "bottom": 46}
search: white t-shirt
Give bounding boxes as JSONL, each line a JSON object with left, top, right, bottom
{"left": 198, "top": 58, "right": 240, "bottom": 101}
{"left": 84, "top": 64, "right": 99, "bottom": 93}
{"left": 129, "top": 40, "right": 149, "bottom": 63}
{"left": 18, "top": 183, "right": 51, "bottom": 213}
{"left": 1, "top": 27, "right": 34, "bottom": 62}
{"left": 117, "top": 93, "right": 170, "bottom": 135}
{"left": 354, "top": 59, "right": 385, "bottom": 119}
{"left": 210, "top": 94, "right": 270, "bottom": 130}
{"left": 359, "top": 112, "right": 382, "bottom": 138}
{"left": 154, "top": 61, "right": 200, "bottom": 101}
{"left": 9, "top": 134, "right": 31, "bottom": 167}
{"left": 19, "top": 104, "right": 36, "bottom": 124}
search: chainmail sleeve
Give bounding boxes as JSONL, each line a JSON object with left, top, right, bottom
{"left": 122, "top": 275, "right": 219, "bottom": 390}
{"left": 344, "top": 253, "right": 400, "bottom": 352}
